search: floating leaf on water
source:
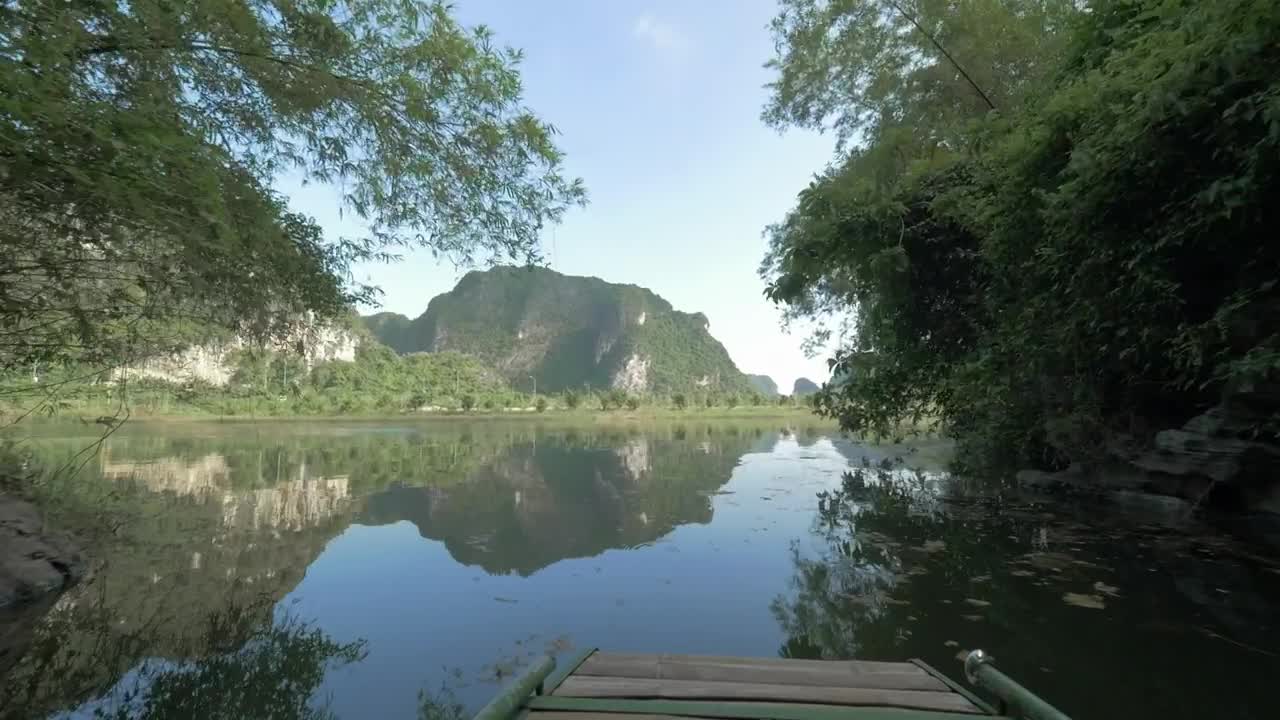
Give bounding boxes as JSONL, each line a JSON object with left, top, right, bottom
{"left": 942, "top": 599, "right": 953, "bottom": 604}
{"left": 1063, "top": 592, "right": 1106, "bottom": 609}
{"left": 944, "top": 640, "right": 960, "bottom": 648}
{"left": 907, "top": 615, "right": 918, "bottom": 621}
{"left": 1011, "top": 570, "right": 1036, "bottom": 577}
{"left": 1021, "top": 552, "right": 1074, "bottom": 571}
{"left": 964, "top": 598, "right": 991, "bottom": 607}
{"left": 1093, "top": 581, "right": 1120, "bottom": 597}
{"left": 971, "top": 574, "right": 991, "bottom": 583}
{"left": 884, "top": 597, "right": 910, "bottom": 606}
{"left": 954, "top": 650, "right": 969, "bottom": 661}
{"left": 920, "top": 540, "right": 947, "bottom": 553}
{"left": 961, "top": 614, "right": 984, "bottom": 622}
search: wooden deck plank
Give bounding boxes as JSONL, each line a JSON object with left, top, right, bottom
{"left": 526, "top": 697, "right": 989, "bottom": 720}
{"left": 551, "top": 677, "right": 982, "bottom": 715}
{"left": 528, "top": 710, "right": 975, "bottom": 720}
{"left": 529, "top": 707, "right": 691, "bottom": 712}
{"left": 580, "top": 654, "right": 923, "bottom": 676}
{"left": 576, "top": 655, "right": 946, "bottom": 692}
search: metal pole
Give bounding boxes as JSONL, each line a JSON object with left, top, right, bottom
{"left": 472, "top": 655, "right": 556, "bottom": 720}
{"left": 964, "top": 651, "right": 1071, "bottom": 720}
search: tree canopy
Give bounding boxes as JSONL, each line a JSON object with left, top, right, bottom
{"left": 761, "top": 0, "right": 1280, "bottom": 470}
{"left": 1, "top": 0, "right": 586, "bottom": 372}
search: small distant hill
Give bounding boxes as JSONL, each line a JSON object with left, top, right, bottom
{"left": 360, "top": 311, "right": 415, "bottom": 354}
{"left": 360, "top": 266, "right": 754, "bottom": 395}
{"left": 792, "top": 377, "right": 821, "bottom": 396}
{"left": 746, "top": 374, "right": 779, "bottom": 396}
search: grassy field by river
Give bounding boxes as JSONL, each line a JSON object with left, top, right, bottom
{"left": 6, "top": 403, "right": 835, "bottom": 426}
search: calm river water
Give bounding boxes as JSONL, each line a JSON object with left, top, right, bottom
{"left": 3, "top": 420, "right": 1279, "bottom": 720}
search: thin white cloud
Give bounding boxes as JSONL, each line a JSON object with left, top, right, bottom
{"left": 632, "top": 13, "right": 686, "bottom": 53}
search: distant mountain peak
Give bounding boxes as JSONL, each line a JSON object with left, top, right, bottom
{"left": 746, "top": 374, "right": 779, "bottom": 396}
{"left": 360, "top": 266, "right": 753, "bottom": 394}
{"left": 792, "top": 377, "right": 820, "bottom": 396}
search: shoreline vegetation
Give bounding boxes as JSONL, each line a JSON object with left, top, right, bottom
{"left": 6, "top": 404, "right": 834, "bottom": 427}
{"left": 758, "top": 0, "right": 1279, "bottom": 507}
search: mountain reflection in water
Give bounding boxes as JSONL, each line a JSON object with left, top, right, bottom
{"left": 3, "top": 421, "right": 1278, "bottom": 720}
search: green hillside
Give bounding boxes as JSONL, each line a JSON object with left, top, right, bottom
{"left": 361, "top": 266, "right": 753, "bottom": 395}
{"left": 360, "top": 312, "right": 415, "bottom": 354}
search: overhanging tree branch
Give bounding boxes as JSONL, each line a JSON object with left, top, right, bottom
{"left": 884, "top": 0, "right": 997, "bottom": 111}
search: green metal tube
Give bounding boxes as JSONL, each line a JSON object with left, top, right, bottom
{"left": 472, "top": 655, "right": 557, "bottom": 720}
{"left": 964, "top": 651, "right": 1071, "bottom": 720}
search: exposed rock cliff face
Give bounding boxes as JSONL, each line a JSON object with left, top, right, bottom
{"left": 1019, "top": 382, "right": 1280, "bottom": 514}
{"left": 1129, "top": 384, "right": 1280, "bottom": 513}
{"left": 360, "top": 266, "right": 752, "bottom": 394}
{"left": 122, "top": 321, "right": 359, "bottom": 387}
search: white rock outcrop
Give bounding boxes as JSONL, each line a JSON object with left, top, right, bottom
{"left": 122, "top": 321, "right": 358, "bottom": 387}
{"left": 611, "top": 353, "right": 650, "bottom": 394}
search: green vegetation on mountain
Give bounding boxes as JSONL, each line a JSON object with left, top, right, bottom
{"left": 361, "top": 266, "right": 755, "bottom": 395}
{"left": 761, "top": 0, "right": 1280, "bottom": 472}
{"left": 746, "top": 374, "right": 779, "bottom": 397}
{"left": 359, "top": 313, "right": 417, "bottom": 355}
{"left": 3, "top": 343, "right": 519, "bottom": 418}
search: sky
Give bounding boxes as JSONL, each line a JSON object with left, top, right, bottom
{"left": 283, "top": 0, "right": 837, "bottom": 391}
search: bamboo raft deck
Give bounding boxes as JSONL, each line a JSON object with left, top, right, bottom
{"left": 506, "top": 651, "right": 1006, "bottom": 720}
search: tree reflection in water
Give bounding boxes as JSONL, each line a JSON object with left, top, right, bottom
{"left": 771, "top": 461, "right": 950, "bottom": 660}
{"left": 770, "top": 459, "right": 1280, "bottom": 720}
{"left": 2, "top": 591, "right": 365, "bottom": 720}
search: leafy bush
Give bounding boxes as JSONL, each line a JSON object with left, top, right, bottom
{"left": 625, "top": 396, "right": 640, "bottom": 411}
{"left": 535, "top": 396, "right": 548, "bottom": 413}
{"left": 672, "top": 393, "right": 687, "bottom": 410}
{"left": 608, "top": 389, "right": 628, "bottom": 410}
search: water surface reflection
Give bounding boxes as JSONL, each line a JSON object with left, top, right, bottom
{"left": 3, "top": 422, "right": 1277, "bottom": 720}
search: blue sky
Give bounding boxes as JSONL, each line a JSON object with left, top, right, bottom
{"left": 285, "top": 0, "right": 836, "bottom": 390}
